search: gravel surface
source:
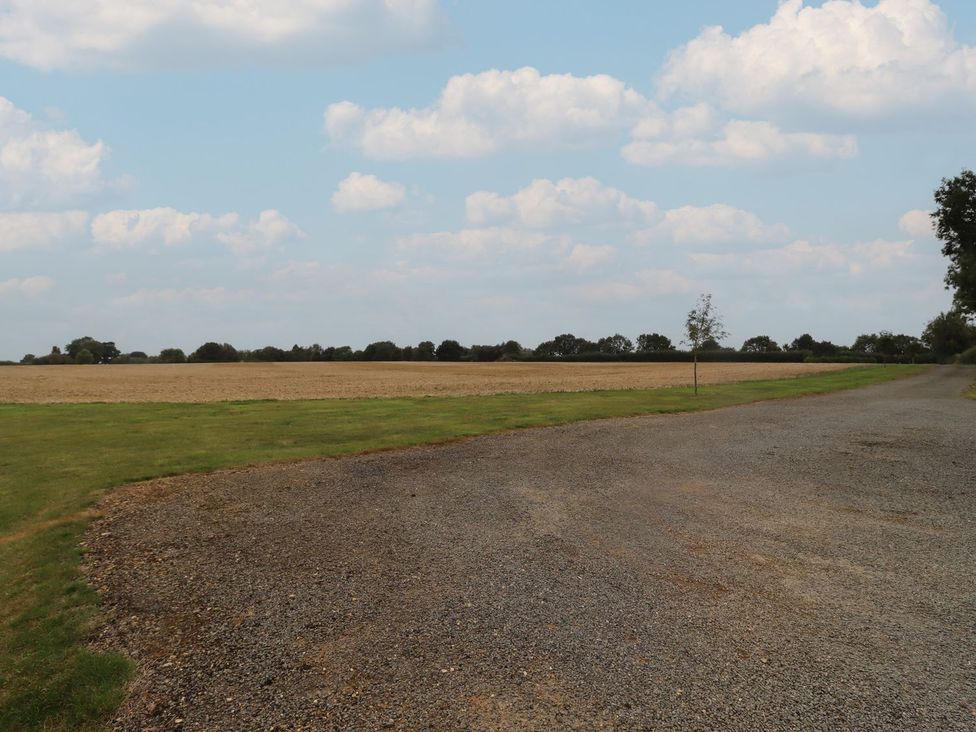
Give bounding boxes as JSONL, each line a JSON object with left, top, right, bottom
{"left": 2, "top": 361, "right": 858, "bottom": 403}
{"left": 85, "top": 366, "right": 976, "bottom": 730}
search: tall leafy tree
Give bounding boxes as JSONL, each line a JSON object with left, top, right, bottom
{"left": 933, "top": 170, "right": 976, "bottom": 316}
{"left": 683, "top": 294, "right": 728, "bottom": 395}
{"left": 740, "top": 335, "right": 781, "bottom": 353}
{"left": 636, "top": 333, "right": 674, "bottom": 352}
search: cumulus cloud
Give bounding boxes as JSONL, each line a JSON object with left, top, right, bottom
{"left": 91, "top": 207, "right": 303, "bottom": 253}
{"left": 899, "top": 209, "right": 936, "bottom": 238}
{"left": 0, "top": 0, "right": 447, "bottom": 71}
{"left": 636, "top": 204, "right": 790, "bottom": 245}
{"left": 466, "top": 177, "right": 656, "bottom": 227}
{"left": 325, "top": 67, "right": 860, "bottom": 166}
{"left": 215, "top": 209, "right": 306, "bottom": 254}
{"left": 0, "top": 274, "right": 54, "bottom": 296}
{"left": 689, "top": 238, "right": 916, "bottom": 277}
{"left": 0, "top": 210, "right": 88, "bottom": 251}
{"left": 623, "top": 117, "right": 857, "bottom": 166}
{"left": 0, "top": 97, "right": 110, "bottom": 207}
{"left": 565, "top": 244, "right": 615, "bottom": 272}
{"left": 112, "top": 286, "right": 245, "bottom": 307}
{"left": 396, "top": 226, "right": 553, "bottom": 259}
{"left": 578, "top": 269, "right": 696, "bottom": 302}
{"left": 659, "top": 0, "right": 976, "bottom": 118}
{"left": 331, "top": 172, "right": 406, "bottom": 213}
{"left": 325, "top": 67, "right": 651, "bottom": 159}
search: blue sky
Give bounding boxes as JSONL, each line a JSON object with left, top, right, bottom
{"left": 2, "top": 0, "right": 975, "bottom": 359}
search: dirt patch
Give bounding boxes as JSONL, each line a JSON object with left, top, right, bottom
{"left": 1, "top": 361, "right": 860, "bottom": 404}
{"left": 85, "top": 367, "right": 976, "bottom": 730}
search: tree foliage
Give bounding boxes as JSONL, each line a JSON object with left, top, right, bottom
{"left": 597, "top": 334, "right": 633, "bottom": 355}
{"left": 740, "top": 335, "right": 781, "bottom": 353}
{"left": 435, "top": 339, "right": 465, "bottom": 361}
{"left": 684, "top": 295, "right": 728, "bottom": 353}
{"left": 636, "top": 333, "right": 674, "bottom": 352}
{"left": 65, "top": 337, "right": 120, "bottom": 364}
{"left": 189, "top": 342, "right": 240, "bottom": 363}
{"left": 933, "top": 170, "right": 976, "bottom": 316}
{"left": 921, "top": 311, "right": 976, "bottom": 357}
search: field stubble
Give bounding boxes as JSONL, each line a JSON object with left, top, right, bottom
{"left": 0, "top": 361, "right": 861, "bottom": 403}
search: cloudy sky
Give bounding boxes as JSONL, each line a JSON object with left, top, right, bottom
{"left": 2, "top": 0, "right": 974, "bottom": 359}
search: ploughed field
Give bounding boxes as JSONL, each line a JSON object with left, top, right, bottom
{"left": 0, "top": 361, "right": 860, "bottom": 403}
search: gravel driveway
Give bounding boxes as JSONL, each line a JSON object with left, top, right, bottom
{"left": 86, "top": 366, "right": 976, "bottom": 731}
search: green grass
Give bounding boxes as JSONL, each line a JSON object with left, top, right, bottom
{"left": 0, "top": 364, "right": 925, "bottom": 729}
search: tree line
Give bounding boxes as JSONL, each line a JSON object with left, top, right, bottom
{"left": 15, "top": 313, "right": 974, "bottom": 367}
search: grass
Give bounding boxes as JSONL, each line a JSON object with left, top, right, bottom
{"left": 0, "top": 364, "right": 925, "bottom": 729}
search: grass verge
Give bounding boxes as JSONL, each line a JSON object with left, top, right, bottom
{"left": 0, "top": 364, "right": 925, "bottom": 729}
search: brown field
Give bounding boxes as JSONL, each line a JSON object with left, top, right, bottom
{"left": 0, "top": 361, "right": 863, "bottom": 404}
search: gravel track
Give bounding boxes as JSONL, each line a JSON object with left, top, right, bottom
{"left": 85, "top": 367, "right": 976, "bottom": 730}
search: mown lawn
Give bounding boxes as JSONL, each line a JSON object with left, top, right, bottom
{"left": 0, "top": 365, "right": 925, "bottom": 729}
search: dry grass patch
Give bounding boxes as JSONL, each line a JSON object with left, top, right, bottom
{"left": 0, "top": 361, "right": 862, "bottom": 404}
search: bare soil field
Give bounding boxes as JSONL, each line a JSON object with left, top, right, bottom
{"left": 0, "top": 361, "right": 860, "bottom": 403}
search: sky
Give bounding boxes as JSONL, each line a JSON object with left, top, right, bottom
{"left": 2, "top": 0, "right": 975, "bottom": 359}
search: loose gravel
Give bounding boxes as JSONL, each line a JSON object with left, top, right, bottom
{"left": 85, "top": 366, "right": 976, "bottom": 730}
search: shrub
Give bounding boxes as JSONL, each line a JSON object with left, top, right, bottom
{"left": 960, "top": 346, "right": 976, "bottom": 365}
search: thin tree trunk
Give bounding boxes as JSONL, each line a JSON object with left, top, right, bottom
{"left": 693, "top": 351, "right": 698, "bottom": 395}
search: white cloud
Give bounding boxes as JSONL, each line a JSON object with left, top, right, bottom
{"left": 0, "top": 97, "right": 110, "bottom": 207}
{"left": 636, "top": 204, "right": 790, "bottom": 245}
{"left": 91, "top": 207, "right": 303, "bottom": 254}
{"left": 565, "top": 244, "right": 615, "bottom": 271}
{"left": 331, "top": 172, "right": 406, "bottom": 213}
{"left": 578, "top": 269, "right": 696, "bottom": 302}
{"left": 466, "top": 177, "right": 656, "bottom": 227}
{"left": 898, "top": 209, "right": 935, "bottom": 238}
{"left": 0, "top": 0, "right": 447, "bottom": 71}
{"left": 325, "top": 66, "right": 651, "bottom": 159}
{"left": 396, "top": 226, "right": 553, "bottom": 259}
{"left": 0, "top": 274, "right": 54, "bottom": 296}
{"left": 689, "top": 238, "right": 916, "bottom": 277}
{"left": 112, "top": 286, "right": 244, "bottom": 307}
{"left": 0, "top": 210, "right": 88, "bottom": 251}
{"left": 659, "top": 0, "right": 976, "bottom": 118}
{"left": 623, "top": 118, "right": 857, "bottom": 166}
{"left": 215, "top": 209, "right": 306, "bottom": 254}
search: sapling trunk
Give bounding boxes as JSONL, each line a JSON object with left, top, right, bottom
{"left": 693, "top": 351, "right": 698, "bottom": 395}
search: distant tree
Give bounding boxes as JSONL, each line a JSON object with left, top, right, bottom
{"left": 249, "top": 346, "right": 287, "bottom": 362}
{"left": 157, "top": 348, "right": 187, "bottom": 363}
{"left": 128, "top": 351, "right": 148, "bottom": 360}
{"left": 33, "top": 346, "right": 73, "bottom": 365}
{"left": 65, "top": 337, "right": 120, "bottom": 364}
{"left": 435, "top": 339, "right": 465, "bottom": 361}
{"left": 636, "top": 333, "right": 674, "bottom": 352}
{"left": 933, "top": 170, "right": 976, "bottom": 316}
{"left": 851, "top": 334, "right": 879, "bottom": 353}
{"left": 535, "top": 333, "right": 599, "bottom": 358}
{"left": 789, "top": 333, "right": 816, "bottom": 351}
{"left": 699, "top": 337, "right": 723, "bottom": 351}
{"left": 683, "top": 293, "right": 728, "bottom": 395}
{"left": 922, "top": 310, "right": 976, "bottom": 357}
{"left": 190, "top": 342, "right": 239, "bottom": 362}
{"left": 470, "top": 344, "right": 504, "bottom": 361}
{"left": 740, "top": 335, "right": 781, "bottom": 353}
{"left": 20, "top": 354, "right": 36, "bottom": 364}
{"left": 363, "top": 341, "right": 402, "bottom": 361}
{"left": 500, "top": 340, "right": 523, "bottom": 358}
{"left": 597, "top": 333, "right": 634, "bottom": 355}
{"left": 74, "top": 348, "right": 95, "bottom": 364}
{"left": 414, "top": 341, "right": 436, "bottom": 361}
